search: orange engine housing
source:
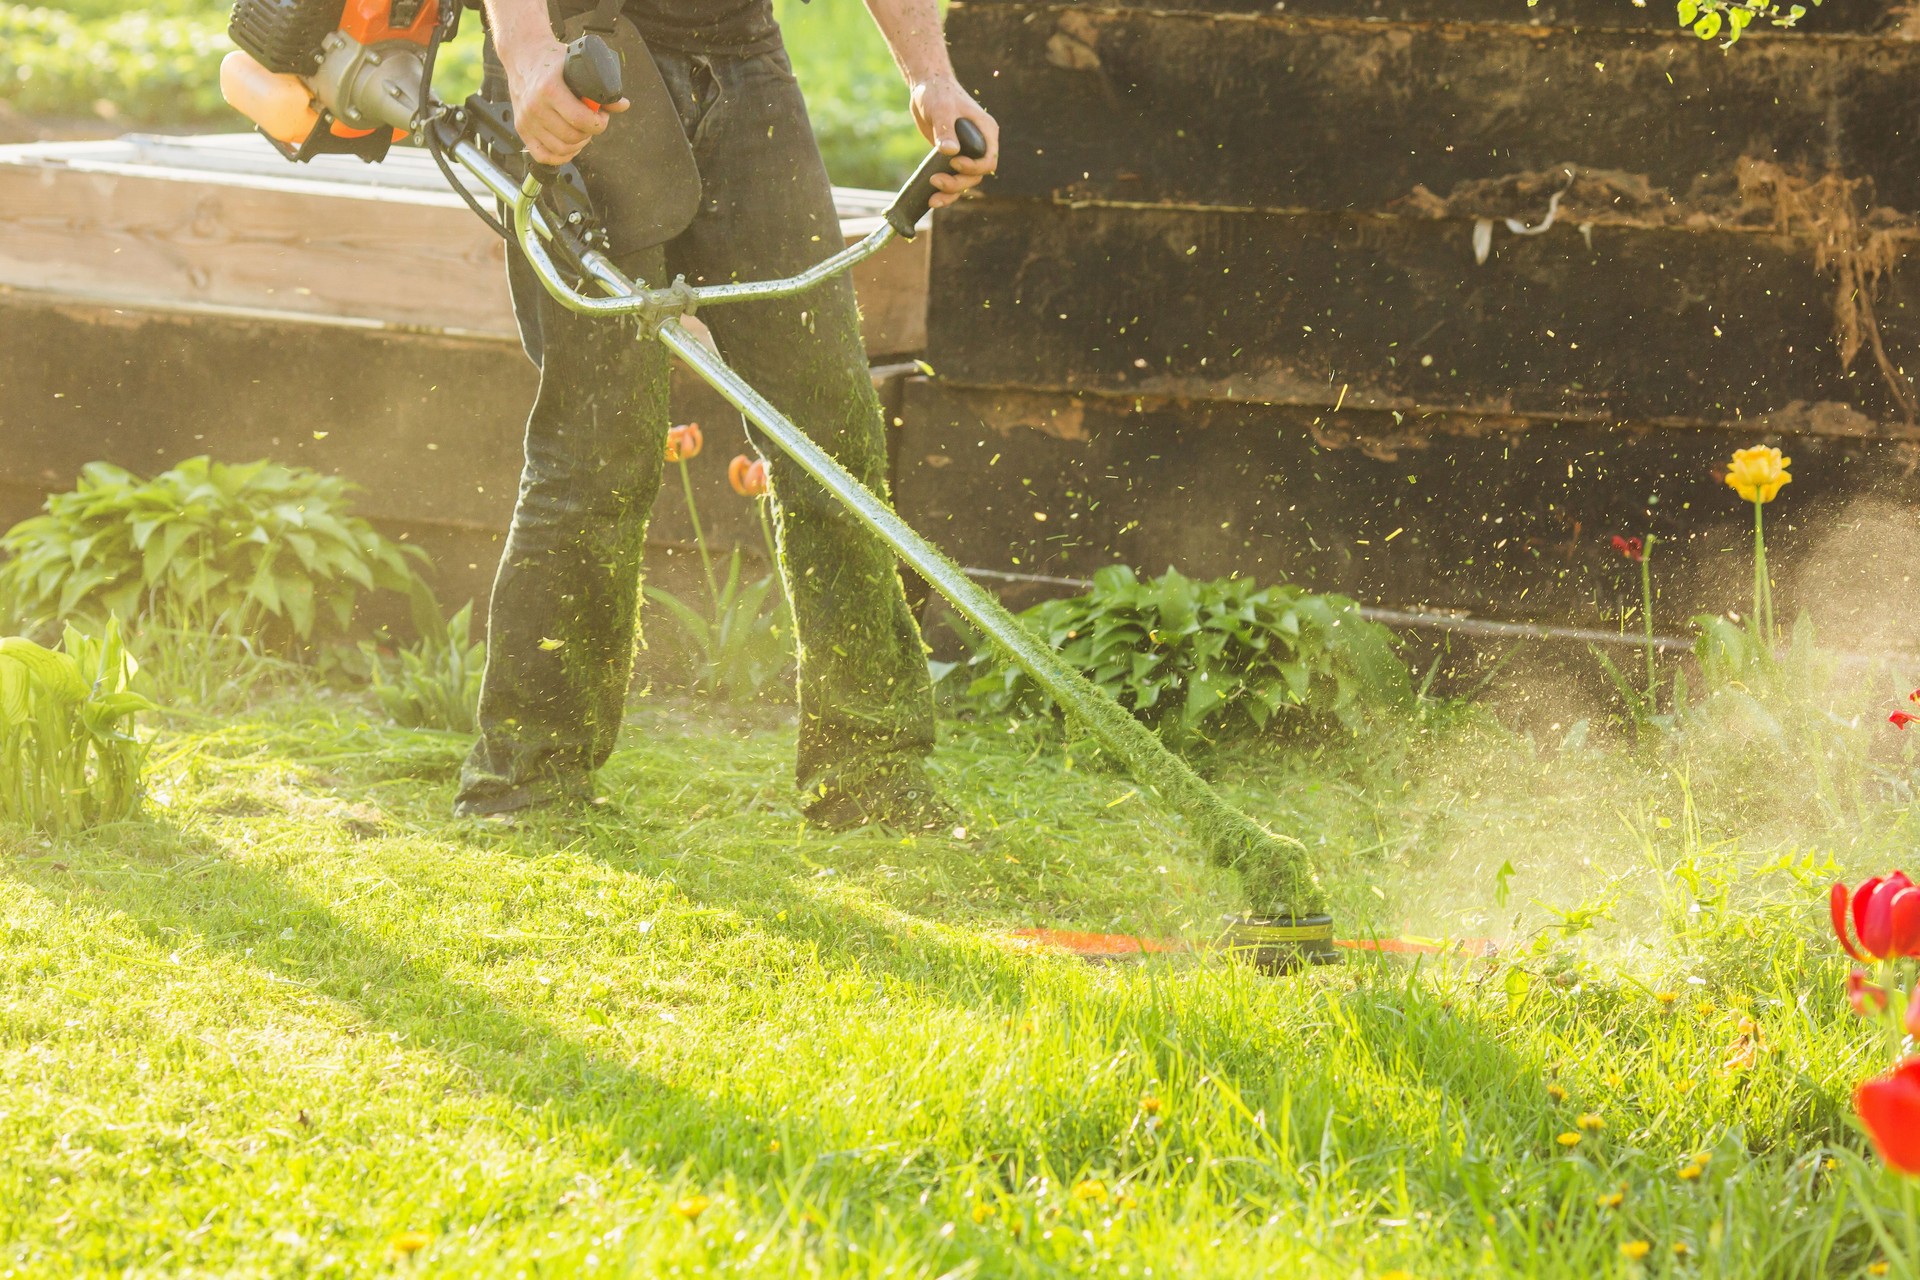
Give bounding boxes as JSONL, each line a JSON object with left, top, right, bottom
{"left": 337, "top": 0, "right": 437, "bottom": 49}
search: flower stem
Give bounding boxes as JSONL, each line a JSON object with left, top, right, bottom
{"left": 757, "top": 501, "right": 790, "bottom": 615}
{"left": 1639, "top": 533, "right": 1658, "bottom": 715}
{"left": 1752, "top": 499, "right": 1775, "bottom": 656}
{"left": 680, "top": 459, "right": 720, "bottom": 609}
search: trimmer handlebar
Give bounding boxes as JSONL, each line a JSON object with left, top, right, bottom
{"left": 496, "top": 82, "right": 992, "bottom": 321}
{"left": 885, "top": 117, "right": 989, "bottom": 240}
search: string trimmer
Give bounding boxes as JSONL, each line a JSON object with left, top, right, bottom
{"left": 217, "top": 0, "right": 1337, "bottom": 967}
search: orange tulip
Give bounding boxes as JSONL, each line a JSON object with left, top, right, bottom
{"left": 666, "top": 422, "right": 703, "bottom": 462}
{"left": 729, "top": 454, "right": 770, "bottom": 497}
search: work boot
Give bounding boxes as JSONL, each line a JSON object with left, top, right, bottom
{"left": 451, "top": 773, "right": 594, "bottom": 821}
{"left": 802, "top": 759, "right": 957, "bottom": 834}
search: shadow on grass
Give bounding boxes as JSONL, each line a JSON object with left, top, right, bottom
{"left": 2, "top": 705, "right": 1606, "bottom": 1255}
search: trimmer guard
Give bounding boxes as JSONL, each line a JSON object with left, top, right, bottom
{"left": 550, "top": 12, "right": 701, "bottom": 254}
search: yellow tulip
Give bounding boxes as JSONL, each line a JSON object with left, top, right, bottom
{"left": 1724, "top": 446, "right": 1791, "bottom": 504}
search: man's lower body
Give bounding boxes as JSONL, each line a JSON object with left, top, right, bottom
{"left": 456, "top": 34, "right": 943, "bottom": 829}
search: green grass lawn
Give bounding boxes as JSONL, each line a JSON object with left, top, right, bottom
{"left": 5, "top": 685, "right": 1920, "bottom": 1275}
{"left": 0, "top": 0, "right": 924, "bottom": 186}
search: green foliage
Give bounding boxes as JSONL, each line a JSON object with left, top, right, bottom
{"left": 948, "top": 566, "right": 1411, "bottom": 746}
{"left": 1671, "top": 0, "right": 1821, "bottom": 44}
{"left": 364, "top": 587, "right": 485, "bottom": 734}
{"left": 775, "top": 0, "right": 924, "bottom": 188}
{"left": 0, "top": 617, "right": 154, "bottom": 834}
{"left": 645, "top": 551, "right": 794, "bottom": 703}
{"left": 0, "top": 457, "right": 428, "bottom": 652}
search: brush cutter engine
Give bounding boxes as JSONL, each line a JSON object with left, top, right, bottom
{"left": 224, "top": 0, "right": 440, "bottom": 160}
{"left": 222, "top": 0, "right": 619, "bottom": 166}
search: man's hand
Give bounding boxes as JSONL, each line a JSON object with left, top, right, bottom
{"left": 502, "top": 35, "right": 629, "bottom": 166}
{"left": 909, "top": 74, "right": 998, "bottom": 209}
{"left": 497, "top": 30, "right": 629, "bottom": 167}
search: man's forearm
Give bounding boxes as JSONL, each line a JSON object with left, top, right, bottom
{"left": 863, "top": 0, "right": 956, "bottom": 88}
{"left": 484, "top": 0, "right": 558, "bottom": 72}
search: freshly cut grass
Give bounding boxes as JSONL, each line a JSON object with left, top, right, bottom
{"left": 3, "top": 691, "right": 1919, "bottom": 1275}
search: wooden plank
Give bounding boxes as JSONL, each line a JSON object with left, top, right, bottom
{"left": 0, "top": 133, "right": 929, "bottom": 352}
{"left": 925, "top": 200, "right": 1920, "bottom": 429}
{"left": 951, "top": 5, "right": 1920, "bottom": 214}
{"left": 952, "top": 0, "right": 1907, "bottom": 33}
{"left": 0, "top": 160, "right": 520, "bottom": 334}
{"left": 894, "top": 377, "right": 1920, "bottom": 638}
{"left": 0, "top": 289, "right": 925, "bottom": 616}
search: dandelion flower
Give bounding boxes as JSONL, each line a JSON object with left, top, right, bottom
{"left": 971, "top": 1202, "right": 997, "bottom": 1224}
{"left": 1547, "top": 1084, "right": 1568, "bottom": 1102}
{"left": 1071, "top": 1179, "right": 1107, "bottom": 1203}
{"left": 1655, "top": 991, "right": 1678, "bottom": 1008}
{"left": 1619, "top": 1240, "right": 1651, "bottom": 1260}
{"left": 388, "top": 1232, "right": 430, "bottom": 1256}
{"left": 1140, "top": 1096, "right": 1162, "bottom": 1114}
{"left": 672, "top": 1194, "right": 711, "bottom": 1220}
{"left": 1869, "top": 1262, "right": 1890, "bottom": 1276}
{"left": 1695, "top": 1001, "right": 1716, "bottom": 1017}
{"left": 1577, "top": 1113, "right": 1605, "bottom": 1131}
{"left": 1678, "top": 1164, "right": 1703, "bottom": 1181}
{"left": 1597, "top": 1190, "right": 1625, "bottom": 1209}
{"left": 1557, "top": 1132, "right": 1582, "bottom": 1147}
{"left": 1673, "top": 1242, "right": 1691, "bottom": 1257}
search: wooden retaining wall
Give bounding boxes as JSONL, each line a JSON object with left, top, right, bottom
{"left": 898, "top": 0, "right": 1920, "bottom": 644}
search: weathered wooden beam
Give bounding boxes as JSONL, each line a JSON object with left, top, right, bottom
{"left": 0, "top": 134, "right": 931, "bottom": 356}
{"left": 894, "top": 377, "right": 1920, "bottom": 638}
{"left": 952, "top": 4, "right": 1920, "bottom": 214}
{"left": 0, "top": 289, "right": 918, "bottom": 618}
{"left": 926, "top": 199, "right": 1919, "bottom": 428}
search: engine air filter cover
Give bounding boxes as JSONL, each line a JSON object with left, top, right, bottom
{"left": 229, "top": 0, "right": 344, "bottom": 73}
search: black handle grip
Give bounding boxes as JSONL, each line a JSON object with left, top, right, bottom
{"left": 524, "top": 36, "right": 621, "bottom": 185}
{"left": 885, "top": 117, "right": 989, "bottom": 239}
{"left": 563, "top": 34, "right": 622, "bottom": 109}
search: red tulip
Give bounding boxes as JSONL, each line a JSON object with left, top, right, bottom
{"left": 1832, "top": 875, "right": 1920, "bottom": 961}
{"left": 1611, "top": 535, "right": 1645, "bottom": 562}
{"left": 1893, "top": 713, "right": 1920, "bottom": 730}
{"left": 1856, "top": 1057, "right": 1920, "bottom": 1174}
{"left": 729, "top": 454, "right": 769, "bottom": 498}
{"left": 1849, "top": 968, "right": 1890, "bottom": 1017}
{"left": 666, "top": 422, "right": 703, "bottom": 462}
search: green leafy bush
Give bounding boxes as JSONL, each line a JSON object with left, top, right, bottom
{"left": 0, "top": 618, "right": 154, "bottom": 834}
{"left": 947, "top": 566, "right": 1411, "bottom": 745}
{"left": 0, "top": 457, "right": 428, "bottom": 651}
{"left": 365, "top": 588, "right": 485, "bottom": 733}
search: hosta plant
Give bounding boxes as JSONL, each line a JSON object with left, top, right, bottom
{"left": 947, "top": 566, "right": 1410, "bottom": 746}
{"left": 0, "top": 457, "right": 428, "bottom": 652}
{"left": 0, "top": 618, "right": 155, "bottom": 835}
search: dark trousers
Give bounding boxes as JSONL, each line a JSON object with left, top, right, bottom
{"left": 457, "top": 37, "right": 935, "bottom": 813}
